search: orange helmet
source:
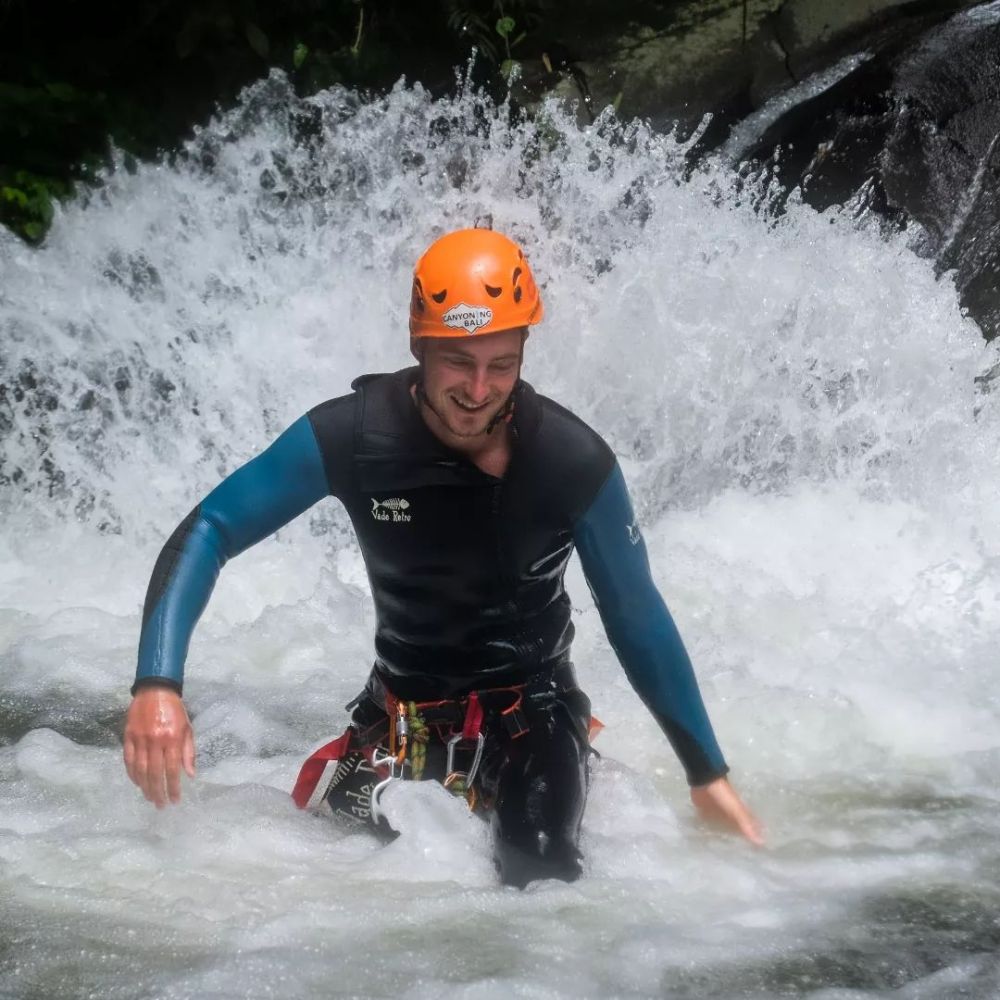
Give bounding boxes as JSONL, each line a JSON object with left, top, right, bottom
{"left": 409, "top": 228, "right": 544, "bottom": 342}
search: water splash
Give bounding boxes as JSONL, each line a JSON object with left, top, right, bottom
{"left": 3, "top": 70, "right": 994, "bottom": 538}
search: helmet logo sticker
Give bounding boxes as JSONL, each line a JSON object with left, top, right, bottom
{"left": 371, "top": 497, "right": 412, "bottom": 523}
{"left": 442, "top": 303, "right": 493, "bottom": 334}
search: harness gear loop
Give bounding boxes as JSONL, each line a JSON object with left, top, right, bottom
{"left": 499, "top": 689, "right": 529, "bottom": 739}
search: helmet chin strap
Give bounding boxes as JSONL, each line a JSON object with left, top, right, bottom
{"left": 485, "top": 392, "right": 516, "bottom": 434}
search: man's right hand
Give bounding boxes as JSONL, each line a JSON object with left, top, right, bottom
{"left": 123, "top": 686, "right": 196, "bottom": 808}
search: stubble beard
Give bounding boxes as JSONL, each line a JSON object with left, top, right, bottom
{"left": 433, "top": 389, "right": 510, "bottom": 441}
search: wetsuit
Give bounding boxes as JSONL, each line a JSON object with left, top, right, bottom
{"left": 134, "top": 368, "right": 729, "bottom": 885}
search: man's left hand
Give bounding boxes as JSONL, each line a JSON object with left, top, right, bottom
{"left": 690, "top": 777, "right": 765, "bottom": 846}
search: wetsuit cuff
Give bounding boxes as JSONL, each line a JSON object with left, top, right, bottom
{"left": 130, "top": 677, "right": 183, "bottom": 697}
{"left": 687, "top": 763, "right": 730, "bottom": 788}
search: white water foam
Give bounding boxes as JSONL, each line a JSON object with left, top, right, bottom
{"left": 2, "top": 72, "right": 999, "bottom": 999}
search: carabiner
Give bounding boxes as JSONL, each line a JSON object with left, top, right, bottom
{"left": 445, "top": 731, "right": 485, "bottom": 789}
{"left": 368, "top": 749, "right": 399, "bottom": 826}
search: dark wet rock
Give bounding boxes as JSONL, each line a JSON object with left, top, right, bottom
{"left": 731, "top": 2, "right": 1000, "bottom": 339}
{"left": 517, "top": 0, "right": 976, "bottom": 132}
{"left": 514, "top": 2, "right": 1000, "bottom": 341}
{"left": 0, "top": 694, "right": 125, "bottom": 749}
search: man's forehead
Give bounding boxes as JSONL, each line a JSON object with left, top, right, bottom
{"left": 430, "top": 333, "right": 523, "bottom": 361}
{"left": 439, "top": 345, "right": 520, "bottom": 360}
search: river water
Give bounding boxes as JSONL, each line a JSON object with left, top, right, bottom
{"left": 1, "top": 72, "right": 999, "bottom": 999}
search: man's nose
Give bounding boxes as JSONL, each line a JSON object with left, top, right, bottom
{"left": 466, "top": 367, "right": 490, "bottom": 403}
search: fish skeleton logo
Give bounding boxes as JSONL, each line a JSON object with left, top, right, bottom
{"left": 626, "top": 520, "right": 642, "bottom": 545}
{"left": 371, "top": 497, "right": 412, "bottom": 523}
{"left": 442, "top": 303, "right": 493, "bottom": 334}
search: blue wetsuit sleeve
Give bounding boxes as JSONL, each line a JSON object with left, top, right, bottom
{"left": 573, "top": 464, "right": 729, "bottom": 786}
{"left": 133, "top": 414, "right": 330, "bottom": 694}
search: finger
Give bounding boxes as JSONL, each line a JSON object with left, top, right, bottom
{"left": 123, "top": 735, "right": 137, "bottom": 786}
{"left": 723, "top": 793, "right": 765, "bottom": 846}
{"left": 182, "top": 728, "right": 196, "bottom": 779}
{"left": 739, "top": 813, "right": 766, "bottom": 847}
{"left": 132, "top": 744, "right": 153, "bottom": 799}
{"left": 739, "top": 820, "right": 764, "bottom": 847}
{"left": 165, "top": 745, "right": 182, "bottom": 805}
{"left": 144, "top": 744, "right": 168, "bottom": 809}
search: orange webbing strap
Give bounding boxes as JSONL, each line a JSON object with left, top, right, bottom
{"left": 588, "top": 715, "right": 604, "bottom": 742}
{"left": 291, "top": 730, "right": 355, "bottom": 809}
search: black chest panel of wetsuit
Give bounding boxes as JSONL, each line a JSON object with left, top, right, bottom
{"left": 307, "top": 368, "right": 614, "bottom": 697}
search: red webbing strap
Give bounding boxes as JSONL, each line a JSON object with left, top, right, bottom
{"left": 291, "top": 730, "right": 354, "bottom": 809}
{"left": 461, "top": 691, "right": 484, "bottom": 740}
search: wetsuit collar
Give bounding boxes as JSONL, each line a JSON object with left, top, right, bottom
{"left": 349, "top": 368, "right": 542, "bottom": 464}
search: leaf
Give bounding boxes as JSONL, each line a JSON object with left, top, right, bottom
{"left": 293, "top": 42, "right": 309, "bottom": 68}
{"left": 1, "top": 187, "right": 28, "bottom": 208}
{"left": 500, "top": 59, "right": 520, "bottom": 81}
{"left": 496, "top": 16, "right": 516, "bottom": 39}
{"left": 245, "top": 22, "right": 270, "bottom": 59}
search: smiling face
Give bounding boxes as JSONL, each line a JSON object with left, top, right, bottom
{"left": 418, "top": 328, "right": 525, "bottom": 444}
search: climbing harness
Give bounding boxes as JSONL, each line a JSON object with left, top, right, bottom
{"left": 292, "top": 682, "right": 533, "bottom": 815}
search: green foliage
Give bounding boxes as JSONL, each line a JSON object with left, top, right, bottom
{"left": 0, "top": 0, "right": 551, "bottom": 243}
{"left": 0, "top": 171, "right": 70, "bottom": 244}
{"left": 447, "top": 1, "right": 541, "bottom": 66}
{"left": 494, "top": 11, "right": 529, "bottom": 80}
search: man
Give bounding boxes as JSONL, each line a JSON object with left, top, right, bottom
{"left": 124, "top": 227, "right": 762, "bottom": 887}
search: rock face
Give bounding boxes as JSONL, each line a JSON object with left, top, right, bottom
{"left": 518, "top": 0, "right": 999, "bottom": 340}
{"left": 731, "top": 3, "right": 1000, "bottom": 340}
{"left": 886, "top": 9, "right": 1000, "bottom": 337}
{"left": 518, "top": 0, "right": 975, "bottom": 130}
